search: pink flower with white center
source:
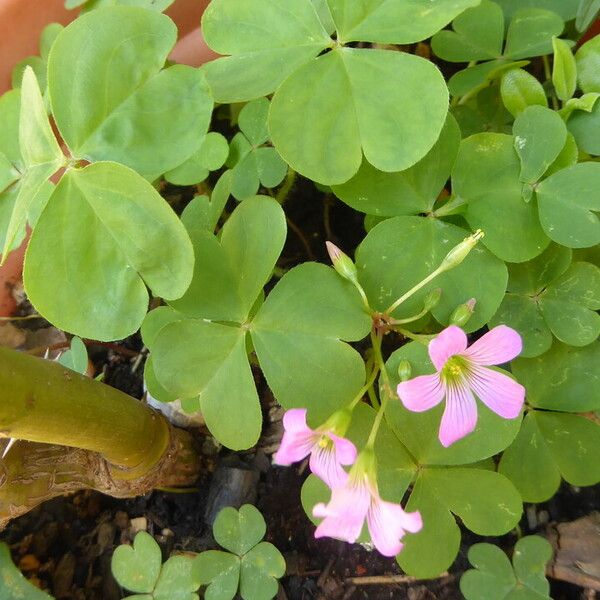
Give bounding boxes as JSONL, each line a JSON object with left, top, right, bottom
{"left": 274, "top": 408, "right": 357, "bottom": 488}
{"left": 397, "top": 325, "right": 525, "bottom": 447}
{"left": 312, "top": 452, "right": 422, "bottom": 557}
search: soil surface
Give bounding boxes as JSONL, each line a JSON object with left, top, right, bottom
{"left": 1, "top": 178, "right": 598, "bottom": 600}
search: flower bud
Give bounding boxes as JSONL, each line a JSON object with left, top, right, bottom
{"left": 323, "top": 408, "right": 353, "bottom": 437}
{"left": 423, "top": 288, "right": 442, "bottom": 311}
{"left": 439, "top": 230, "right": 484, "bottom": 272}
{"left": 325, "top": 241, "right": 358, "bottom": 284}
{"left": 397, "top": 359, "right": 412, "bottom": 382}
{"left": 450, "top": 298, "right": 477, "bottom": 327}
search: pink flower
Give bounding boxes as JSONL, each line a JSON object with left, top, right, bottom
{"left": 397, "top": 325, "right": 525, "bottom": 447}
{"left": 313, "top": 461, "right": 422, "bottom": 557}
{"left": 274, "top": 408, "right": 357, "bottom": 488}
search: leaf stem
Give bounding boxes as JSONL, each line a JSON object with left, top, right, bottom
{"left": 366, "top": 331, "right": 394, "bottom": 448}
{"left": 276, "top": 167, "right": 297, "bottom": 204}
{"left": 349, "top": 361, "right": 381, "bottom": 409}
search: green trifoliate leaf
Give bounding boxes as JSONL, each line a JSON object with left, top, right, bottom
{"left": 500, "top": 68, "right": 548, "bottom": 117}
{"left": 552, "top": 37, "right": 577, "bottom": 102}
{"left": 503, "top": 9, "right": 564, "bottom": 60}
{"left": 239, "top": 543, "right": 285, "bottom": 600}
{"left": 513, "top": 106, "right": 567, "bottom": 185}
{"left": 48, "top": 7, "right": 213, "bottom": 180}
{"left": 576, "top": 35, "right": 600, "bottom": 94}
{"left": 153, "top": 556, "right": 199, "bottom": 600}
{"left": 0, "top": 543, "right": 53, "bottom": 599}
{"left": 194, "top": 551, "right": 240, "bottom": 600}
{"left": 512, "top": 340, "right": 600, "bottom": 412}
{"left": 386, "top": 342, "right": 522, "bottom": 465}
{"left": 536, "top": 162, "right": 600, "bottom": 248}
{"left": 112, "top": 531, "right": 162, "bottom": 594}
{"left": 576, "top": 0, "right": 600, "bottom": 32}
{"left": 399, "top": 467, "right": 522, "bottom": 578}
{"left": 332, "top": 114, "right": 460, "bottom": 216}
{"left": 251, "top": 263, "right": 371, "bottom": 426}
{"left": 499, "top": 411, "right": 600, "bottom": 502}
{"left": 310, "top": 0, "right": 335, "bottom": 33}
{"left": 567, "top": 96, "right": 600, "bottom": 154}
{"left": 356, "top": 216, "right": 507, "bottom": 331}
{"left": 495, "top": 0, "right": 578, "bottom": 20}
{"left": 165, "top": 132, "right": 229, "bottom": 186}
{"left": 451, "top": 133, "right": 549, "bottom": 262}
{"left": 269, "top": 47, "right": 448, "bottom": 185}
{"left": 24, "top": 162, "right": 194, "bottom": 341}
{"left": 58, "top": 337, "right": 89, "bottom": 374}
{"left": 213, "top": 505, "right": 266, "bottom": 556}
{"left": 201, "top": 0, "right": 331, "bottom": 103}
{"left": 448, "top": 59, "right": 529, "bottom": 97}
{"left": 327, "top": 0, "right": 481, "bottom": 45}
{"left": 238, "top": 97, "right": 270, "bottom": 146}
{"left": 460, "top": 537, "right": 552, "bottom": 600}
{"left": 452, "top": 84, "right": 513, "bottom": 137}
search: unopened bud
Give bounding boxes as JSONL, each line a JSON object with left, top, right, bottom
{"left": 326, "top": 241, "right": 358, "bottom": 284}
{"left": 397, "top": 359, "right": 412, "bottom": 382}
{"left": 440, "top": 230, "right": 484, "bottom": 272}
{"left": 450, "top": 298, "right": 477, "bottom": 327}
{"left": 423, "top": 288, "right": 442, "bottom": 311}
{"left": 323, "top": 408, "right": 353, "bottom": 436}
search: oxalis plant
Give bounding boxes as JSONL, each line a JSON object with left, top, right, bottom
{"left": 0, "top": 0, "right": 600, "bottom": 594}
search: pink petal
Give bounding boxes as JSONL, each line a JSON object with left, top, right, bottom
{"left": 397, "top": 373, "right": 445, "bottom": 413}
{"left": 283, "top": 408, "right": 312, "bottom": 432}
{"left": 463, "top": 325, "right": 522, "bottom": 366}
{"left": 310, "top": 444, "right": 351, "bottom": 488}
{"left": 438, "top": 382, "right": 478, "bottom": 447}
{"left": 329, "top": 433, "right": 358, "bottom": 465}
{"left": 468, "top": 366, "right": 525, "bottom": 419}
{"left": 428, "top": 326, "right": 468, "bottom": 370}
{"left": 367, "top": 497, "right": 423, "bottom": 557}
{"left": 314, "top": 480, "right": 370, "bottom": 544}
{"left": 274, "top": 409, "right": 317, "bottom": 465}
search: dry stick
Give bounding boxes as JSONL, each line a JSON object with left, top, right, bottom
{"left": 345, "top": 572, "right": 450, "bottom": 586}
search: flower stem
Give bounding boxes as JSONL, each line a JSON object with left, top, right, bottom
{"left": 385, "top": 267, "right": 444, "bottom": 315}
{"left": 349, "top": 361, "right": 380, "bottom": 409}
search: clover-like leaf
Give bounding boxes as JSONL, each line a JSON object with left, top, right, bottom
{"left": 386, "top": 342, "right": 522, "bottom": 465}
{"left": 201, "top": 0, "right": 332, "bottom": 103}
{"left": 213, "top": 505, "right": 267, "bottom": 556}
{"left": 453, "top": 83, "right": 513, "bottom": 137}
{"left": 331, "top": 114, "right": 460, "bottom": 217}
{"left": 536, "top": 162, "right": 600, "bottom": 248}
{"left": 500, "top": 68, "right": 548, "bottom": 117}
{"left": 194, "top": 551, "right": 240, "bottom": 600}
{"left": 460, "top": 536, "right": 552, "bottom": 600}
{"left": 24, "top": 162, "right": 194, "bottom": 341}
{"left": 398, "top": 467, "right": 522, "bottom": 578}
{"left": 58, "top": 336, "right": 89, "bottom": 374}
{"left": 576, "top": 35, "right": 600, "bottom": 94}
{"left": 495, "top": 0, "right": 578, "bottom": 21}
{"left": 240, "top": 543, "right": 285, "bottom": 600}
{"left": 0, "top": 543, "right": 53, "bottom": 599}
{"left": 49, "top": 6, "right": 213, "bottom": 180}
{"left": 251, "top": 263, "right": 371, "bottom": 426}
{"left": 269, "top": 47, "right": 448, "bottom": 185}
{"left": 451, "top": 133, "right": 550, "bottom": 262}
{"left": 511, "top": 340, "right": 600, "bottom": 412}
{"left": 153, "top": 555, "right": 200, "bottom": 600}
{"left": 500, "top": 411, "right": 600, "bottom": 502}
{"left": 503, "top": 9, "right": 564, "bottom": 60}
{"left": 112, "top": 531, "right": 162, "bottom": 594}
{"left": 568, "top": 94, "right": 600, "bottom": 155}
{"left": 513, "top": 105, "right": 567, "bottom": 185}
{"left": 327, "top": 0, "right": 480, "bottom": 45}
{"left": 356, "top": 216, "right": 508, "bottom": 331}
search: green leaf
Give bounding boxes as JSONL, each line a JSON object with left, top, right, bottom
{"left": 576, "top": 35, "right": 600, "bottom": 94}
{"left": 500, "top": 411, "right": 600, "bottom": 501}
{"left": 58, "top": 337, "right": 89, "bottom": 374}
{"left": 512, "top": 341, "right": 600, "bottom": 411}
{"left": 327, "top": 0, "right": 481, "bottom": 44}
{"left": 399, "top": 467, "right": 522, "bottom": 578}
{"left": 213, "top": 505, "right": 266, "bottom": 556}
{"left": 269, "top": 47, "right": 448, "bottom": 185}
{"left": 12, "top": 57, "right": 46, "bottom": 92}
{"left": 536, "top": 162, "right": 600, "bottom": 248}
{"left": 239, "top": 543, "right": 285, "bottom": 600}
{"left": 251, "top": 263, "right": 371, "bottom": 426}
{"left": 80, "top": 0, "right": 175, "bottom": 11}
{"left": 170, "top": 195, "right": 286, "bottom": 321}
{"left": 552, "top": 37, "right": 577, "bottom": 102}
{"left": 239, "top": 98, "right": 270, "bottom": 146}
{"left": 357, "top": 216, "right": 508, "bottom": 331}
{"left": 495, "top": 0, "right": 578, "bottom": 21}
{"left": 49, "top": 7, "right": 212, "bottom": 180}
{"left": 332, "top": 114, "right": 460, "bottom": 217}
{"left": 0, "top": 543, "right": 53, "bottom": 599}
{"left": 40, "top": 23, "right": 64, "bottom": 61}
{"left": 567, "top": 95, "right": 600, "bottom": 155}
{"left": 386, "top": 342, "right": 522, "bottom": 465}
{"left": 153, "top": 556, "right": 200, "bottom": 600}
{"left": 500, "top": 68, "right": 548, "bottom": 117}
{"left": 513, "top": 106, "right": 567, "bottom": 185}
{"left": 544, "top": 131, "right": 579, "bottom": 177}
{"left": 503, "top": 9, "right": 564, "bottom": 60}
{"left": 112, "top": 531, "right": 162, "bottom": 594}
{"left": 431, "top": 0, "right": 505, "bottom": 62}
{"left": 576, "top": 0, "right": 600, "bottom": 32}
{"left": 194, "top": 551, "right": 240, "bottom": 600}
{"left": 460, "top": 537, "right": 552, "bottom": 600}
{"left": 152, "top": 321, "right": 260, "bottom": 449}
{"left": 452, "top": 133, "right": 549, "bottom": 262}
{"left": 24, "top": 162, "right": 194, "bottom": 341}
{"left": 201, "top": 0, "right": 331, "bottom": 103}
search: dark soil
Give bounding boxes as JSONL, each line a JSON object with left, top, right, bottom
{"left": 1, "top": 181, "right": 597, "bottom": 599}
